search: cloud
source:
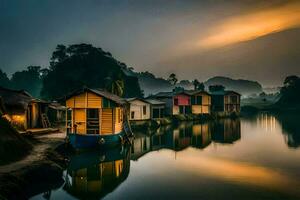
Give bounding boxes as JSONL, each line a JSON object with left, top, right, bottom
{"left": 198, "top": 1, "right": 300, "bottom": 48}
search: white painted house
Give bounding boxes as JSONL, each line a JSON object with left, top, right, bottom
{"left": 126, "top": 98, "right": 151, "bottom": 121}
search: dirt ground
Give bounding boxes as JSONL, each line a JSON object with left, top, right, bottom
{"left": 0, "top": 131, "right": 67, "bottom": 200}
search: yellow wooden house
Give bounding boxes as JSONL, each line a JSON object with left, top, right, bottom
{"left": 65, "top": 88, "right": 127, "bottom": 149}
{"left": 188, "top": 90, "right": 211, "bottom": 114}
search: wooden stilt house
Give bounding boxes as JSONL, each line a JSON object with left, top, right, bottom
{"left": 65, "top": 87, "right": 128, "bottom": 149}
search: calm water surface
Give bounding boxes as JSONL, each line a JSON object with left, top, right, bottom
{"left": 31, "top": 113, "right": 300, "bottom": 200}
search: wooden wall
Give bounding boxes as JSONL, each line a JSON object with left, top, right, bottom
{"left": 66, "top": 91, "right": 123, "bottom": 135}
{"left": 101, "top": 108, "right": 113, "bottom": 135}
{"left": 114, "top": 107, "right": 123, "bottom": 133}
{"left": 191, "top": 94, "right": 211, "bottom": 114}
{"left": 128, "top": 99, "right": 150, "bottom": 121}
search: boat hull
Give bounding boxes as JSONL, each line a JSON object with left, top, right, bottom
{"left": 67, "top": 131, "right": 126, "bottom": 150}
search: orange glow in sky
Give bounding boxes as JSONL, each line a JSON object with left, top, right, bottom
{"left": 199, "top": 2, "right": 300, "bottom": 48}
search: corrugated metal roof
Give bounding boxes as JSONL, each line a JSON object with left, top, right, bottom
{"left": 66, "top": 87, "right": 126, "bottom": 105}
{"left": 125, "top": 97, "right": 150, "bottom": 104}
{"left": 144, "top": 99, "right": 165, "bottom": 105}
{"left": 152, "top": 92, "right": 174, "bottom": 98}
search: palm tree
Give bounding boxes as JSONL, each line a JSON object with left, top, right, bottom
{"left": 105, "top": 77, "right": 124, "bottom": 97}
{"left": 168, "top": 73, "right": 178, "bottom": 85}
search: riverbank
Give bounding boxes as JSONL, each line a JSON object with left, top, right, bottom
{"left": 0, "top": 131, "right": 66, "bottom": 200}
{"left": 129, "top": 113, "right": 236, "bottom": 132}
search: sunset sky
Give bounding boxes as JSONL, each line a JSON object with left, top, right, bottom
{"left": 1, "top": 0, "right": 300, "bottom": 86}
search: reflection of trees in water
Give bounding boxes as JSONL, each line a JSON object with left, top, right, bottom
{"left": 276, "top": 114, "right": 300, "bottom": 148}
{"left": 131, "top": 119, "right": 241, "bottom": 160}
{"left": 64, "top": 147, "right": 131, "bottom": 199}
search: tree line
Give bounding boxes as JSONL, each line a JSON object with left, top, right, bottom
{"left": 0, "top": 44, "right": 143, "bottom": 100}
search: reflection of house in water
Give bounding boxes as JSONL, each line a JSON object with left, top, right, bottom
{"left": 64, "top": 147, "right": 130, "bottom": 199}
{"left": 191, "top": 123, "right": 212, "bottom": 148}
{"left": 131, "top": 121, "right": 216, "bottom": 160}
{"left": 131, "top": 119, "right": 241, "bottom": 160}
{"left": 211, "top": 119, "right": 241, "bottom": 144}
{"left": 131, "top": 133, "right": 152, "bottom": 160}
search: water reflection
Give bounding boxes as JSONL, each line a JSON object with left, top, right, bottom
{"left": 276, "top": 113, "right": 300, "bottom": 148}
{"left": 30, "top": 114, "right": 300, "bottom": 200}
{"left": 64, "top": 147, "right": 130, "bottom": 199}
{"left": 132, "top": 119, "right": 241, "bottom": 159}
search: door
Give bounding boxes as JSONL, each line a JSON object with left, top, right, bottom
{"left": 26, "top": 105, "right": 32, "bottom": 128}
{"left": 152, "top": 108, "right": 160, "bottom": 119}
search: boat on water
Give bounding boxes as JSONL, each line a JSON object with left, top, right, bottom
{"left": 65, "top": 87, "right": 132, "bottom": 150}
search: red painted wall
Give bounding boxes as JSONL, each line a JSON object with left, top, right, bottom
{"left": 173, "top": 94, "right": 190, "bottom": 106}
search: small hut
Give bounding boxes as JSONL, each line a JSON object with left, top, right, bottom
{"left": 0, "top": 87, "right": 49, "bottom": 130}
{"left": 148, "top": 92, "right": 174, "bottom": 116}
{"left": 186, "top": 90, "right": 211, "bottom": 115}
{"left": 224, "top": 91, "right": 241, "bottom": 114}
{"left": 145, "top": 99, "right": 165, "bottom": 119}
{"left": 172, "top": 92, "right": 191, "bottom": 115}
{"left": 48, "top": 101, "right": 66, "bottom": 124}
{"left": 126, "top": 98, "right": 151, "bottom": 121}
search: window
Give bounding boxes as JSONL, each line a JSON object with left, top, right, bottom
{"left": 230, "top": 95, "right": 238, "bottom": 104}
{"left": 179, "top": 106, "right": 184, "bottom": 114}
{"left": 131, "top": 111, "right": 135, "bottom": 119}
{"left": 118, "top": 109, "right": 121, "bottom": 123}
{"left": 86, "top": 109, "right": 99, "bottom": 134}
{"left": 174, "top": 98, "right": 179, "bottom": 106}
{"left": 196, "top": 96, "right": 202, "bottom": 105}
{"left": 66, "top": 109, "right": 72, "bottom": 134}
{"left": 143, "top": 105, "right": 147, "bottom": 115}
{"left": 153, "top": 108, "right": 160, "bottom": 119}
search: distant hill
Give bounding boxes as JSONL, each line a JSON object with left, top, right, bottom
{"left": 123, "top": 69, "right": 263, "bottom": 96}
{"left": 133, "top": 71, "right": 172, "bottom": 96}
{"left": 129, "top": 71, "right": 195, "bottom": 96}
{"left": 205, "top": 76, "right": 263, "bottom": 96}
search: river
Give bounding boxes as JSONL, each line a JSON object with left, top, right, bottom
{"left": 31, "top": 113, "right": 300, "bottom": 200}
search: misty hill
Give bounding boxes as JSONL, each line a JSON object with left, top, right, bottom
{"left": 132, "top": 71, "right": 197, "bottom": 96}
{"left": 160, "top": 28, "right": 300, "bottom": 86}
{"left": 205, "top": 76, "right": 262, "bottom": 96}
{"left": 126, "top": 71, "right": 171, "bottom": 96}
{"left": 127, "top": 69, "right": 263, "bottom": 96}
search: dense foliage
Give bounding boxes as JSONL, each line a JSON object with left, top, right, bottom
{"left": 0, "top": 67, "right": 43, "bottom": 97}
{"left": 277, "top": 75, "right": 300, "bottom": 105}
{"left": 0, "top": 70, "right": 10, "bottom": 88}
{"left": 41, "top": 44, "right": 143, "bottom": 99}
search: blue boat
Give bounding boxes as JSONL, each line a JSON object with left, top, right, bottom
{"left": 65, "top": 87, "right": 132, "bottom": 150}
{"left": 67, "top": 131, "right": 127, "bottom": 149}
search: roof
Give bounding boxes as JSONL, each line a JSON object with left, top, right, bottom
{"left": 125, "top": 97, "right": 150, "bottom": 104}
{"left": 0, "top": 87, "right": 46, "bottom": 114}
{"left": 210, "top": 90, "right": 241, "bottom": 96}
{"left": 66, "top": 87, "right": 126, "bottom": 105}
{"left": 173, "top": 91, "right": 191, "bottom": 96}
{"left": 185, "top": 90, "right": 211, "bottom": 96}
{"left": 144, "top": 99, "right": 165, "bottom": 105}
{"left": 49, "top": 102, "right": 66, "bottom": 110}
{"left": 225, "top": 90, "right": 241, "bottom": 96}
{"left": 151, "top": 92, "right": 174, "bottom": 98}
